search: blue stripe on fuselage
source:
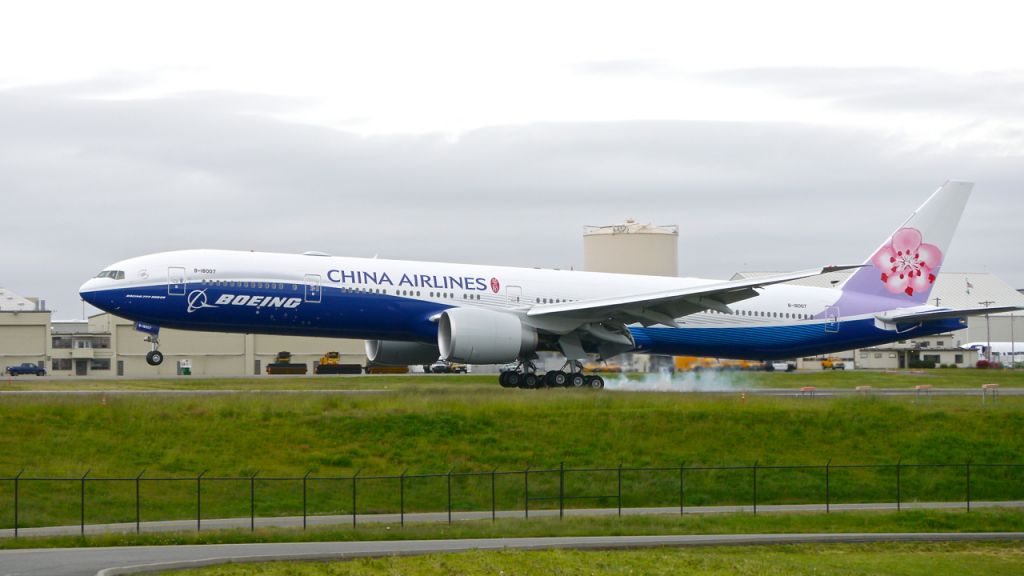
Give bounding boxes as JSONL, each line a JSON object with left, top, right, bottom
{"left": 629, "top": 318, "right": 964, "bottom": 360}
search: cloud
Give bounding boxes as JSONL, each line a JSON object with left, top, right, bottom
{"left": 1, "top": 79, "right": 1022, "bottom": 318}
{"left": 706, "top": 67, "right": 1024, "bottom": 117}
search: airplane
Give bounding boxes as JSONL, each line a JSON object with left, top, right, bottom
{"left": 80, "top": 181, "right": 1021, "bottom": 389}
{"left": 962, "top": 342, "right": 1024, "bottom": 361}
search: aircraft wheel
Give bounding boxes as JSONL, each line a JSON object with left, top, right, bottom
{"left": 588, "top": 375, "right": 605, "bottom": 390}
{"left": 498, "top": 372, "right": 514, "bottom": 388}
{"left": 554, "top": 371, "right": 568, "bottom": 387}
{"left": 505, "top": 372, "right": 522, "bottom": 388}
{"left": 146, "top": 350, "right": 164, "bottom": 366}
{"left": 569, "top": 373, "right": 585, "bottom": 388}
{"left": 522, "top": 373, "right": 539, "bottom": 389}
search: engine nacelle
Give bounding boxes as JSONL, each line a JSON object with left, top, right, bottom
{"left": 364, "top": 340, "right": 441, "bottom": 366}
{"left": 438, "top": 307, "right": 538, "bottom": 364}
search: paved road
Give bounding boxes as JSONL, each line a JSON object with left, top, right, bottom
{"left": 3, "top": 500, "right": 1022, "bottom": 539}
{"left": 1, "top": 532, "right": 1021, "bottom": 576}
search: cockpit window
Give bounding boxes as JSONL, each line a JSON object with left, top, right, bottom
{"left": 95, "top": 270, "right": 126, "bottom": 280}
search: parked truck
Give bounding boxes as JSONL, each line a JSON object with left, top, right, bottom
{"left": 5, "top": 363, "right": 46, "bottom": 376}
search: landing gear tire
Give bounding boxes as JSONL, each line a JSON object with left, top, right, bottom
{"left": 586, "top": 375, "right": 605, "bottom": 390}
{"left": 146, "top": 350, "right": 164, "bottom": 366}
{"left": 505, "top": 372, "right": 522, "bottom": 388}
{"left": 498, "top": 372, "right": 514, "bottom": 388}
{"left": 522, "top": 373, "right": 539, "bottom": 389}
{"left": 570, "top": 373, "right": 586, "bottom": 388}
{"left": 546, "top": 370, "right": 568, "bottom": 387}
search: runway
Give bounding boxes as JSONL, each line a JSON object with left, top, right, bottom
{"left": 2, "top": 532, "right": 1021, "bottom": 576}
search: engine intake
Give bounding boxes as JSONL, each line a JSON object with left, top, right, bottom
{"left": 438, "top": 307, "right": 537, "bottom": 364}
{"left": 364, "top": 340, "right": 441, "bottom": 366}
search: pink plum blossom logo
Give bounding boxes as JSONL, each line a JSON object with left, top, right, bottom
{"left": 870, "top": 227, "right": 942, "bottom": 297}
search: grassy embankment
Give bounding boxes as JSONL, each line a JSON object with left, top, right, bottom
{"left": 0, "top": 376, "right": 1021, "bottom": 530}
{"left": 164, "top": 542, "right": 1024, "bottom": 576}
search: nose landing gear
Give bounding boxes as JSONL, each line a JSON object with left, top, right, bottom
{"left": 144, "top": 335, "right": 164, "bottom": 366}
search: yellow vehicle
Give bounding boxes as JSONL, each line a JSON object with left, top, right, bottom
{"left": 821, "top": 357, "right": 846, "bottom": 370}
{"left": 582, "top": 362, "right": 623, "bottom": 373}
{"left": 315, "top": 351, "right": 362, "bottom": 374}
{"left": 674, "top": 356, "right": 759, "bottom": 371}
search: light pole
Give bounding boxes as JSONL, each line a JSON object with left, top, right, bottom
{"left": 979, "top": 301, "right": 995, "bottom": 363}
{"left": 1011, "top": 314, "right": 1016, "bottom": 370}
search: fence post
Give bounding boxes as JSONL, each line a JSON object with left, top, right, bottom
{"left": 491, "top": 467, "right": 497, "bottom": 522}
{"left": 14, "top": 469, "right": 22, "bottom": 539}
{"left": 136, "top": 469, "right": 145, "bottom": 534}
{"left": 197, "top": 470, "right": 207, "bottom": 532}
{"left": 303, "top": 471, "right": 310, "bottom": 531}
{"left": 399, "top": 469, "right": 407, "bottom": 527}
{"left": 80, "top": 469, "right": 90, "bottom": 536}
{"left": 679, "top": 464, "right": 685, "bottom": 516}
{"left": 896, "top": 458, "right": 902, "bottom": 512}
{"left": 250, "top": 471, "right": 259, "bottom": 532}
{"left": 966, "top": 460, "right": 972, "bottom": 512}
{"left": 447, "top": 468, "right": 453, "bottom": 525}
{"left": 752, "top": 461, "right": 758, "bottom": 515}
{"left": 617, "top": 463, "right": 622, "bottom": 517}
{"left": 351, "top": 469, "right": 361, "bottom": 528}
{"left": 559, "top": 462, "right": 564, "bottom": 520}
{"left": 524, "top": 465, "right": 530, "bottom": 519}
{"left": 825, "top": 459, "right": 831, "bottom": 514}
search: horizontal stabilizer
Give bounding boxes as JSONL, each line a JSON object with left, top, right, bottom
{"left": 876, "top": 305, "right": 1024, "bottom": 325}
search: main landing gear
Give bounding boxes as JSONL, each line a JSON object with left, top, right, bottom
{"left": 145, "top": 335, "right": 164, "bottom": 366}
{"left": 498, "top": 360, "right": 604, "bottom": 390}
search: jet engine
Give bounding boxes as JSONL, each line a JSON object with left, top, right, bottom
{"left": 364, "top": 340, "right": 442, "bottom": 366}
{"left": 438, "top": 307, "right": 538, "bottom": 364}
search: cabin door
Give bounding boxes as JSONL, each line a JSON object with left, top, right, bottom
{"left": 304, "top": 274, "right": 322, "bottom": 303}
{"left": 825, "top": 306, "right": 840, "bottom": 333}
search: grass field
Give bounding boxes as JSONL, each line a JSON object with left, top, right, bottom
{"left": 0, "top": 371, "right": 1022, "bottom": 530}
{"left": 2, "top": 367, "right": 1024, "bottom": 391}
{"left": 164, "top": 542, "right": 1024, "bottom": 575}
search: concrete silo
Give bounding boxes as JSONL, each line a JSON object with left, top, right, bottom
{"left": 583, "top": 220, "right": 678, "bottom": 277}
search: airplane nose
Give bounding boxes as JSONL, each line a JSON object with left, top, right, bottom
{"left": 79, "top": 279, "right": 104, "bottom": 307}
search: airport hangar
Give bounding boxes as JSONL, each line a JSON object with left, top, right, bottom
{"left": 2, "top": 221, "right": 1022, "bottom": 377}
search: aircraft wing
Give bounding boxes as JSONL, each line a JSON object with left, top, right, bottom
{"left": 875, "top": 305, "right": 1024, "bottom": 325}
{"left": 526, "top": 265, "right": 862, "bottom": 328}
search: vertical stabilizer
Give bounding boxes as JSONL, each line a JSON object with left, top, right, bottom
{"left": 841, "top": 181, "right": 972, "bottom": 305}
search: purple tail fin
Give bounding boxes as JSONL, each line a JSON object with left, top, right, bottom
{"left": 838, "top": 181, "right": 972, "bottom": 312}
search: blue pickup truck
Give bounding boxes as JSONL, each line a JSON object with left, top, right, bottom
{"left": 5, "top": 363, "right": 46, "bottom": 376}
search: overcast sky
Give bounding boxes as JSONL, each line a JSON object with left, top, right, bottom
{"left": 1, "top": 1, "right": 1022, "bottom": 319}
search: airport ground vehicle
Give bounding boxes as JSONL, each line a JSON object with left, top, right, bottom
{"left": 315, "top": 351, "right": 362, "bottom": 374}
{"left": 674, "top": 356, "right": 760, "bottom": 372}
{"left": 5, "top": 363, "right": 46, "bottom": 376}
{"left": 266, "top": 351, "right": 307, "bottom": 375}
{"left": 821, "top": 357, "right": 847, "bottom": 370}
{"left": 428, "top": 360, "right": 468, "bottom": 373}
